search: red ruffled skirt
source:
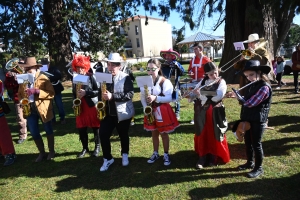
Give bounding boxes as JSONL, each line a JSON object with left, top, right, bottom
{"left": 144, "top": 103, "right": 180, "bottom": 133}
{"left": 76, "top": 98, "right": 100, "bottom": 128}
{"left": 194, "top": 105, "right": 230, "bottom": 163}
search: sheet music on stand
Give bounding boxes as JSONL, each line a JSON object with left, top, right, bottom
{"left": 233, "top": 42, "right": 245, "bottom": 51}
{"left": 94, "top": 72, "right": 112, "bottom": 83}
{"left": 73, "top": 74, "right": 89, "bottom": 85}
{"left": 16, "top": 74, "right": 34, "bottom": 84}
{"left": 136, "top": 76, "right": 153, "bottom": 92}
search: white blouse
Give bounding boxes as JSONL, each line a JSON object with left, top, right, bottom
{"left": 140, "top": 76, "right": 173, "bottom": 109}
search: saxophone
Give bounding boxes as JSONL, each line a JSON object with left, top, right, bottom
{"left": 73, "top": 82, "right": 82, "bottom": 116}
{"left": 20, "top": 80, "right": 31, "bottom": 118}
{"left": 96, "top": 81, "right": 106, "bottom": 120}
{"left": 144, "top": 85, "right": 155, "bottom": 124}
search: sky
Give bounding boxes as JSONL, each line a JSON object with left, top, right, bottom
{"left": 136, "top": 3, "right": 300, "bottom": 38}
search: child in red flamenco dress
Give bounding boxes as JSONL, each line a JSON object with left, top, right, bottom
{"left": 187, "top": 62, "right": 230, "bottom": 169}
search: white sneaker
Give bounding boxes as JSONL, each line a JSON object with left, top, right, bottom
{"left": 122, "top": 153, "right": 129, "bottom": 166}
{"left": 190, "top": 120, "right": 194, "bottom": 124}
{"left": 163, "top": 153, "right": 171, "bottom": 166}
{"left": 147, "top": 152, "right": 160, "bottom": 163}
{"left": 100, "top": 158, "right": 114, "bottom": 172}
{"left": 275, "top": 86, "right": 281, "bottom": 90}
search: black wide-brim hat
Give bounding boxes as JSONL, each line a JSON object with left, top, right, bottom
{"left": 242, "top": 60, "right": 270, "bottom": 74}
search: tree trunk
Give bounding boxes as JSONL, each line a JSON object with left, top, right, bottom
{"left": 220, "top": 0, "right": 295, "bottom": 84}
{"left": 43, "top": 0, "right": 72, "bottom": 81}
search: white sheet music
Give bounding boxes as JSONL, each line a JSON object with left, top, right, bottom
{"left": 40, "top": 65, "right": 48, "bottom": 72}
{"left": 136, "top": 76, "right": 153, "bottom": 88}
{"left": 94, "top": 72, "right": 112, "bottom": 83}
{"left": 73, "top": 74, "right": 89, "bottom": 85}
{"left": 233, "top": 42, "right": 245, "bottom": 50}
{"left": 16, "top": 74, "right": 34, "bottom": 84}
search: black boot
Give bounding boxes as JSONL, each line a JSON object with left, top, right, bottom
{"left": 247, "top": 167, "right": 264, "bottom": 178}
{"left": 46, "top": 134, "right": 55, "bottom": 160}
{"left": 92, "top": 128, "right": 100, "bottom": 157}
{"left": 196, "top": 155, "right": 206, "bottom": 169}
{"left": 238, "top": 162, "right": 255, "bottom": 170}
{"left": 77, "top": 128, "right": 89, "bottom": 158}
{"left": 34, "top": 139, "right": 46, "bottom": 162}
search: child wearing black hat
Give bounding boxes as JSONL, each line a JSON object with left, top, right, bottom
{"left": 234, "top": 60, "right": 272, "bottom": 178}
{"left": 186, "top": 62, "right": 230, "bottom": 169}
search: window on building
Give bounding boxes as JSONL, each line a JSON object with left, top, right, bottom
{"left": 135, "top": 25, "right": 139, "bottom": 35}
{"left": 136, "top": 38, "right": 140, "bottom": 48}
{"left": 128, "top": 27, "right": 130, "bottom": 30}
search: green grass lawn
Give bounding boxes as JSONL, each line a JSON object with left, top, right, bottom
{"left": 1, "top": 72, "right": 300, "bottom": 200}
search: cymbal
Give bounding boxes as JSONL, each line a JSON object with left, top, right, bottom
{"left": 180, "top": 78, "right": 193, "bottom": 83}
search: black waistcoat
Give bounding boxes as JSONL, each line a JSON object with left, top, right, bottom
{"left": 240, "top": 80, "right": 272, "bottom": 122}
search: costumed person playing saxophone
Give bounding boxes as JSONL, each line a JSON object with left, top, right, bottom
{"left": 0, "top": 80, "right": 17, "bottom": 166}
{"left": 160, "top": 48, "right": 185, "bottom": 120}
{"left": 231, "top": 60, "right": 272, "bottom": 178}
{"left": 186, "top": 62, "right": 230, "bottom": 169}
{"left": 4, "top": 58, "right": 28, "bottom": 144}
{"left": 98, "top": 53, "right": 135, "bottom": 172}
{"left": 141, "top": 58, "right": 180, "bottom": 166}
{"left": 71, "top": 54, "right": 100, "bottom": 158}
{"left": 18, "top": 57, "right": 55, "bottom": 162}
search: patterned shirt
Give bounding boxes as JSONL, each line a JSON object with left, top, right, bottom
{"left": 244, "top": 86, "right": 270, "bottom": 108}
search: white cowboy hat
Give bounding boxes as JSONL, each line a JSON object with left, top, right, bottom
{"left": 243, "top": 33, "right": 260, "bottom": 43}
{"left": 102, "top": 53, "right": 125, "bottom": 63}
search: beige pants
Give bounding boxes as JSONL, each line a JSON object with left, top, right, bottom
{"left": 15, "top": 103, "right": 27, "bottom": 139}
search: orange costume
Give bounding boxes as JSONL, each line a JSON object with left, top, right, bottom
{"left": 188, "top": 56, "right": 211, "bottom": 81}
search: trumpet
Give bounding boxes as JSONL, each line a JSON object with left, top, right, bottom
{"left": 97, "top": 81, "right": 106, "bottom": 121}
{"left": 5, "top": 58, "right": 24, "bottom": 74}
{"left": 20, "top": 80, "right": 31, "bottom": 118}
{"left": 182, "top": 77, "right": 222, "bottom": 99}
{"left": 73, "top": 82, "right": 82, "bottom": 116}
{"left": 144, "top": 85, "right": 155, "bottom": 124}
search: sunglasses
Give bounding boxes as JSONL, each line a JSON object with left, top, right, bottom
{"left": 146, "top": 67, "right": 158, "bottom": 72}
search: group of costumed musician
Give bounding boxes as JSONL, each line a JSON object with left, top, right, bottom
{"left": 71, "top": 55, "right": 100, "bottom": 158}
{"left": 140, "top": 58, "right": 180, "bottom": 166}
{"left": 185, "top": 62, "right": 230, "bottom": 169}
{"left": 4, "top": 59, "right": 28, "bottom": 144}
{"left": 160, "top": 49, "right": 185, "bottom": 119}
{"left": 17, "top": 57, "right": 56, "bottom": 162}
{"left": 41, "top": 58, "right": 66, "bottom": 125}
{"left": 0, "top": 80, "right": 16, "bottom": 166}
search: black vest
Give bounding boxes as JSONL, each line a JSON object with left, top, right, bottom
{"left": 240, "top": 80, "right": 272, "bottom": 122}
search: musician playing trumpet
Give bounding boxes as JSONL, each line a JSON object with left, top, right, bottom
{"left": 71, "top": 55, "right": 100, "bottom": 158}
{"left": 140, "top": 59, "right": 179, "bottom": 166}
{"left": 185, "top": 62, "right": 230, "bottom": 169}
{"left": 231, "top": 60, "right": 272, "bottom": 178}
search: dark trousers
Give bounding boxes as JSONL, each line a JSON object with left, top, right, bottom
{"left": 292, "top": 71, "right": 299, "bottom": 91}
{"left": 99, "top": 115, "right": 131, "bottom": 160}
{"left": 276, "top": 72, "right": 284, "bottom": 86}
{"left": 78, "top": 127, "right": 99, "bottom": 150}
{"left": 244, "top": 121, "right": 265, "bottom": 169}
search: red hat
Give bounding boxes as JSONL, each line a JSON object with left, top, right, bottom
{"left": 72, "top": 54, "right": 91, "bottom": 73}
{"left": 160, "top": 48, "right": 180, "bottom": 60}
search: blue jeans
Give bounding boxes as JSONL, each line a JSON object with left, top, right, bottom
{"left": 52, "top": 93, "right": 65, "bottom": 122}
{"left": 27, "top": 104, "right": 53, "bottom": 140}
{"left": 175, "top": 101, "right": 180, "bottom": 114}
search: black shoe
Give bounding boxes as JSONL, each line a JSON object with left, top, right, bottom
{"left": 294, "top": 90, "right": 299, "bottom": 94}
{"left": 4, "top": 154, "right": 16, "bottom": 166}
{"left": 92, "top": 145, "right": 100, "bottom": 157}
{"left": 17, "top": 139, "right": 25, "bottom": 144}
{"left": 247, "top": 167, "right": 264, "bottom": 178}
{"left": 238, "top": 162, "right": 254, "bottom": 170}
{"left": 77, "top": 149, "right": 89, "bottom": 158}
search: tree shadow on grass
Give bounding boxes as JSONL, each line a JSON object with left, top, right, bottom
{"left": 188, "top": 173, "right": 300, "bottom": 200}
{"left": 267, "top": 115, "right": 300, "bottom": 131}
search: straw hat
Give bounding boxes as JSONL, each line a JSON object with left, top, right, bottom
{"left": 243, "top": 33, "right": 260, "bottom": 43}
{"left": 102, "top": 53, "right": 125, "bottom": 63}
